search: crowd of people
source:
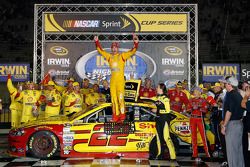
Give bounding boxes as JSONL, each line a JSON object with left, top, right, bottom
{"left": 6, "top": 72, "right": 250, "bottom": 165}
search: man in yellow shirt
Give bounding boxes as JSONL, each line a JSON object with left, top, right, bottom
{"left": 64, "top": 82, "right": 83, "bottom": 116}
{"left": 85, "top": 83, "right": 106, "bottom": 106}
{"left": 94, "top": 34, "right": 139, "bottom": 122}
{"left": 15, "top": 81, "right": 41, "bottom": 124}
{"left": 7, "top": 74, "right": 23, "bottom": 127}
{"left": 44, "top": 81, "right": 62, "bottom": 118}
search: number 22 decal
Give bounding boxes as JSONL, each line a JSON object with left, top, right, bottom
{"left": 88, "top": 124, "right": 129, "bottom": 146}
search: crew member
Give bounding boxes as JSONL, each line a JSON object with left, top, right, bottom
{"left": 152, "top": 83, "right": 176, "bottom": 160}
{"left": 167, "top": 81, "right": 189, "bottom": 113}
{"left": 15, "top": 81, "right": 41, "bottom": 123}
{"left": 7, "top": 74, "right": 23, "bottom": 127}
{"left": 44, "top": 81, "right": 61, "bottom": 118}
{"left": 85, "top": 83, "right": 106, "bottom": 106}
{"left": 64, "top": 82, "right": 83, "bottom": 115}
{"left": 94, "top": 34, "right": 139, "bottom": 122}
{"left": 188, "top": 87, "right": 211, "bottom": 159}
{"left": 139, "top": 77, "right": 156, "bottom": 98}
{"left": 62, "top": 77, "right": 74, "bottom": 114}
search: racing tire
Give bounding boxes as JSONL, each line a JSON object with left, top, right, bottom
{"left": 28, "top": 131, "right": 59, "bottom": 159}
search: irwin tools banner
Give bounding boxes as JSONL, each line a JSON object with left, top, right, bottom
{"left": 44, "top": 42, "right": 188, "bottom": 84}
{"left": 202, "top": 63, "right": 240, "bottom": 82}
{"left": 0, "top": 64, "right": 30, "bottom": 82}
{"left": 44, "top": 13, "right": 188, "bottom": 33}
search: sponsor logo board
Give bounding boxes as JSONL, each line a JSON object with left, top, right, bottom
{"left": 202, "top": 64, "right": 240, "bottom": 82}
{"left": 0, "top": 64, "right": 30, "bottom": 82}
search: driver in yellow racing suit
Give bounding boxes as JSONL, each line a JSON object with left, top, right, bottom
{"left": 94, "top": 34, "right": 139, "bottom": 122}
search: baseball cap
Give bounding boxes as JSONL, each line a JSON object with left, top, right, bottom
{"left": 67, "top": 77, "right": 75, "bottom": 83}
{"left": 211, "top": 82, "right": 221, "bottom": 88}
{"left": 73, "top": 82, "right": 79, "bottom": 87}
{"left": 47, "top": 81, "right": 55, "bottom": 86}
{"left": 199, "top": 84, "right": 207, "bottom": 90}
{"left": 176, "top": 81, "right": 182, "bottom": 87}
{"left": 220, "top": 76, "right": 239, "bottom": 87}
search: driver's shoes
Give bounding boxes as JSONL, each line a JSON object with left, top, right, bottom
{"left": 119, "top": 113, "right": 126, "bottom": 122}
{"left": 110, "top": 115, "right": 120, "bottom": 122}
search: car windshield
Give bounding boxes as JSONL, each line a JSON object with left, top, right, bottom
{"left": 68, "top": 104, "right": 99, "bottom": 121}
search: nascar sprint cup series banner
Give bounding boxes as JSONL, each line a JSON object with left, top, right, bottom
{"left": 44, "top": 42, "right": 188, "bottom": 85}
{"left": 44, "top": 13, "right": 187, "bottom": 33}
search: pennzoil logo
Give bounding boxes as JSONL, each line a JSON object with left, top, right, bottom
{"left": 164, "top": 46, "right": 183, "bottom": 56}
{"left": 50, "top": 46, "right": 68, "bottom": 56}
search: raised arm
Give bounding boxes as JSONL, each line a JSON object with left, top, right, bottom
{"left": 94, "top": 36, "right": 111, "bottom": 61}
{"left": 7, "top": 74, "right": 17, "bottom": 96}
{"left": 121, "top": 34, "right": 139, "bottom": 60}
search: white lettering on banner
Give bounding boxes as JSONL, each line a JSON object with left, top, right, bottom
{"left": 162, "top": 58, "right": 185, "bottom": 67}
{"left": 74, "top": 20, "right": 99, "bottom": 28}
{"left": 92, "top": 69, "right": 111, "bottom": 75}
{"left": 242, "top": 69, "right": 250, "bottom": 79}
{"left": 163, "top": 70, "right": 184, "bottom": 76}
{"left": 55, "top": 70, "right": 70, "bottom": 76}
{"left": 47, "top": 58, "right": 70, "bottom": 67}
{"left": 102, "top": 21, "right": 121, "bottom": 28}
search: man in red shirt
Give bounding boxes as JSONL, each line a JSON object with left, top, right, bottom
{"left": 139, "top": 78, "right": 156, "bottom": 98}
{"left": 167, "top": 81, "right": 189, "bottom": 112}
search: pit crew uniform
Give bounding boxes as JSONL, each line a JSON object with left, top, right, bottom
{"left": 64, "top": 91, "right": 83, "bottom": 115}
{"left": 62, "top": 88, "right": 73, "bottom": 114}
{"left": 15, "top": 86, "right": 41, "bottom": 123}
{"left": 95, "top": 39, "right": 138, "bottom": 121}
{"left": 38, "top": 89, "right": 49, "bottom": 118}
{"left": 44, "top": 89, "right": 62, "bottom": 118}
{"left": 7, "top": 75, "right": 22, "bottom": 127}
{"left": 167, "top": 88, "right": 189, "bottom": 112}
{"left": 152, "top": 95, "right": 176, "bottom": 160}
{"left": 188, "top": 97, "right": 211, "bottom": 158}
{"left": 139, "top": 86, "right": 156, "bottom": 98}
{"left": 85, "top": 92, "right": 106, "bottom": 106}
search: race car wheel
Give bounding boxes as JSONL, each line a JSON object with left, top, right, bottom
{"left": 28, "top": 131, "right": 59, "bottom": 158}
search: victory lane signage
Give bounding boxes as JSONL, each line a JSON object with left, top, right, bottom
{"left": 44, "top": 13, "right": 187, "bottom": 33}
{"left": 124, "top": 80, "right": 141, "bottom": 102}
{"left": 0, "top": 64, "right": 30, "bottom": 82}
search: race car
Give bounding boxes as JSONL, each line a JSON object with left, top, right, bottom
{"left": 8, "top": 100, "right": 215, "bottom": 159}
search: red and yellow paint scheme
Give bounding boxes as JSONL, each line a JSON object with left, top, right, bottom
{"left": 8, "top": 101, "right": 214, "bottom": 159}
{"left": 8, "top": 102, "right": 157, "bottom": 158}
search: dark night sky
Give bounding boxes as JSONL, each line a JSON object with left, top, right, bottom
{"left": 0, "top": 0, "right": 249, "bottom": 65}
{"left": 0, "top": 0, "right": 249, "bottom": 100}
